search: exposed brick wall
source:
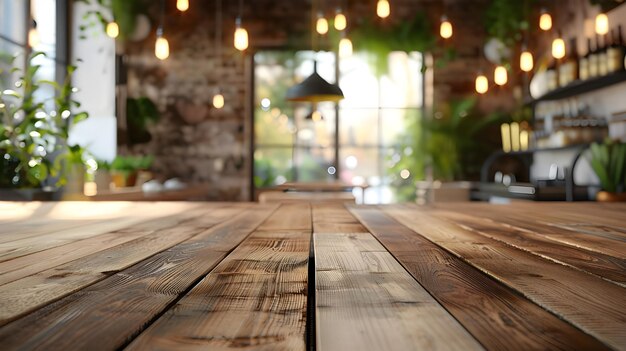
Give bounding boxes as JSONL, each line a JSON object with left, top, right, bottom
{"left": 121, "top": 0, "right": 500, "bottom": 200}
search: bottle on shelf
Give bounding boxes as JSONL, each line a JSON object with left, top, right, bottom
{"left": 607, "top": 25, "right": 626, "bottom": 73}
{"left": 559, "top": 37, "right": 578, "bottom": 86}
{"left": 598, "top": 33, "right": 609, "bottom": 76}
{"left": 546, "top": 59, "right": 558, "bottom": 91}
{"left": 579, "top": 37, "right": 591, "bottom": 80}
{"left": 588, "top": 35, "right": 599, "bottom": 78}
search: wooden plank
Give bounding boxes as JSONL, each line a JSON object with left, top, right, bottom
{"left": 350, "top": 207, "right": 611, "bottom": 351}
{"left": 439, "top": 203, "right": 626, "bottom": 260}
{"left": 0, "top": 204, "right": 277, "bottom": 350}
{"left": 312, "top": 203, "right": 368, "bottom": 234}
{"left": 126, "top": 204, "right": 310, "bottom": 351}
{"left": 432, "top": 210, "right": 626, "bottom": 287}
{"left": 257, "top": 203, "right": 312, "bottom": 231}
{"left": 0, "top": 205, "right": 234, "bottom": 286}
{"left": 315, "top": 232, "right": 483, "bottom": 351}
{"left": 0, "top": 205, "right": 248, "bottom": 325}
{"left": 386, "top": 207, "right": 626, "bottom": 350}
{"left": 0, "top": 203, "right": 200, "bottom": 260}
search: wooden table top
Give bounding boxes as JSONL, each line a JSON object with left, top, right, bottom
{"left": 0, "top": 201, "right": 624, "bottom": 350}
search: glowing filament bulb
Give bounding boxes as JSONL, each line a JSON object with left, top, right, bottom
{"left": 494, "top": 66, "right": 508, "bottom": 86}
{"left": 316, "top": 15, "right": 329, "bottom": 35}
{"left": 520, "top": 50, "right": 534, "bottom": 72}
{"left": 176, "top": 0, "right": 189, "bottom": 12}
{"left": 28, "top": 27, "right": 40, "bottom": 47}
{"left": 155, "top": 28, "right": 169, "bottom": 60}
{"left": 334, "top": 11, "right": 347, "bottom": 31}
{"left": 539, "top": 9, "right": 552, "bottom": 31}
{"left": 234, "top": 18, "right": 248, "bottom": 51}
{"left": 501, "top": 123, "right": 511, "bottom": 152}
{"left": 339, "top": 38, "right": 353, "bottom": 58}
{"left": 377, "top": 0, "right": 390, "bottom": 19}
{"left": 475, "top": 74, "right": 488, "bottom": 94}
{"left": 213, "top": 93, "right": 225, "bottom": 109}
{"left": 595, "top": 13, "right": 609, "bottom": 35}
{"left": 440, "top": 16, "right": 453, "bottom": 39}
{"left": 106, "top": 21, "right": 119, "bottom": 38}
{"left": 552, "top": 37, "right": 565, "bottom": 59}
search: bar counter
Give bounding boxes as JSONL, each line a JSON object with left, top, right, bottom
{"left": 0, "top": 201, "right": 624, "bottom": 350}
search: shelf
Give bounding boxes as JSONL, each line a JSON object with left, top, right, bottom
{"left": 527, "top": 70, "right": 626, "bottom": 105}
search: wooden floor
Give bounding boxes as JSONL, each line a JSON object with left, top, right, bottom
{"left": 0, "top": 201, "right": 624, "bottom": 350}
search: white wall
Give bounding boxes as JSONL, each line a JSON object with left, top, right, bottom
{"left": 68, "top": 2, "right": 116, "bottom": 162}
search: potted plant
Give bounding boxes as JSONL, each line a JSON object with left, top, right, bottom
{"left": 0, "top": 52, "right": 89, "bottom": 199}
{"left": 589, "top": 139, "right": 626, "bottom": 202}
{"left": 390, "top": 97, "right": 507, "bottom": 202}
{"left": 109, "top": 155, "right": 153, "bottom": 188}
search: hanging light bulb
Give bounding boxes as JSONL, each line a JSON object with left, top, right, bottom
{"left": 377, "top": 0, "right": 390, "bottom": 19}
{"left": 595, "top": 13, "right": 609, "bottom": 35}
{"left": 494, "top": 66, "right": 508, "bottom": 86}
{"left": 339, "top": 37, "right": 353, "bottom": 58}
{"left": 213, "top": 92, "right": 225, "bottom": 109}
{"left": 234, "top": 17, "right": 248, "bottom": 51}
{"left": 155, "top": 26, "right": 169, "bottom": 60}
{"left": 440, "top": 15, "right": 453, "bottom": 39}
{"left": 334, "top": 9, "right": 347, "bottom": 31}
{"left": 28, "top": 20, "right": 40, "bottom": 47}
{"left": 176, "top": 0, "right": 189, "bottom": 12}
{"left": 475, "top": 74, "right": 488, "bottom": 94}
{"left": 316, "top": 13, "right": 329, "bottom": 35}
{"left": 552, "top": 33, "right": 565, "bottom": 59}
{"left": 106, "top": 21, "right": 119, "bottom": 38}
{"left": 520, "top": 49, "right": 534, "bottom": 72}
{"left": 539, "top": 8, "right": 552, "bottom": 31}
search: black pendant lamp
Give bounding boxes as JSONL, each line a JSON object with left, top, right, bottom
{"left": 286, "top": 61, "right": 344, "bottom": 102}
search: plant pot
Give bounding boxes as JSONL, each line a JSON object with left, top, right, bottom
{"left": 94, "top": 170, "right": 112, "bottom": 192}
{"left": 64, "top": 164, "right": 86, "bottom": 196}
{"left": 596, "top": 191, "right": 626, "bottom": 202}
{"left": 110, "top": 171, "right": 137, "bottom": 188}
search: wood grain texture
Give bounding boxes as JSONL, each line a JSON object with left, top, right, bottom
{"left": 315, "top": 232, "right": 484, "bottom": 351}
{"left": 0, "top": 204, "right": 275, "bottom": 350}
{"left": 350, "top": 207, "right": 611, "bottom": 351}
{"left": 437, "top": 203, "right": 626, "bottom": 259}
{"left": 432, "top": 210, "right": 626, "bottom": 287}
{"left": 127, "top": 204, "right": 311, "bottom": 351}
{"left": 386, "top": 207, "right": 626, "bottom": 350}
{"left": 257, "top": 203, "right": 312, "bottom": 231}
{"left": 0, "top": 205, "right": 241, "bottom": 325}
{"left": 312, "top": 203, "right": 368, "bottom": 234}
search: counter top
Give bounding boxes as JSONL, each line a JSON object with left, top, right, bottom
{"left": 0, "top": 201, "right": 624, "bottom": 350}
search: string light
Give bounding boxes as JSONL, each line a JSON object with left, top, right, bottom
{"left": 176, "top": 0, "right": 189, "bottom": 12}
{"left": 494, "top": 65, "right": 508, "bottom": 86}
{"left": 155, "top": 0, "right": 169, "bottom": 60}
{"left": 440, "top": 15, "right": 453, "bottom": 39}
{"left": 234, "top": 0, "right": 248, "bottom": 51}
{"left": 213, "top": 92, "right": 225, "bottom": 109}
{"left": 28, "top": 25, "right": 40, "bottom": 47}
{"left": 339, "top": 37, "right": 353, "bottom": 58}
{"left": 234, "top": 17, "right": 249, "bottom": 51}
{"left": 539, "top": 8, "right": 552, "bottom": 31}
{"left": 316, "top": 13, "right": 329, "bottom": 35}
{"left": 155, "top": 26, "right": 169, "bottom": 60}
{"left": 520, "top": 49, "right": 534, "bottom": 72}
{"left": 334, "top": 9, "right": 347, "bottom": 31}
{"left": 106, "top": 21, "right": 119, "bottom": 38}
{"left": 552, "top": 33, "right": 565, "bottom": 59}
{"left": 376, "top": 0, "right": 390, "bottom": 19}
{"left": 475, "top": 74, "right": 488, "bottom": 94}
{"left": 595, "top": 13, "right": 609, "bottom": 35}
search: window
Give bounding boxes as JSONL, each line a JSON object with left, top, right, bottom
{"left": 253, "top": 50, "right": 423, "bottom": 203}
{"left": 0, "top": 0, "right": 60, "bottom": 104}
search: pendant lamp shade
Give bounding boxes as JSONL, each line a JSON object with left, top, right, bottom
{"left": 286, "top": 63, "right": 344, "bottom": 102}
